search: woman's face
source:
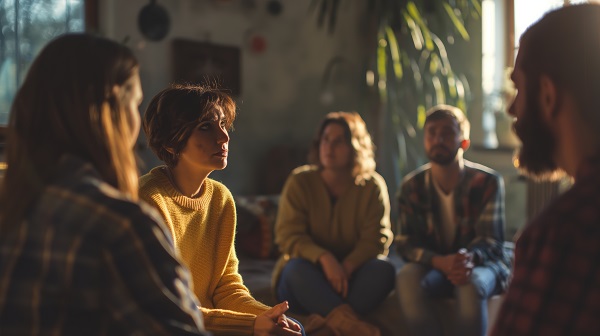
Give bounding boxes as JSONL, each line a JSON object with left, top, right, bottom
{"left": 117, "top": 72, "right": 143, "bottom": 147}
{"left": 319, "top": 123, "right": 352, "bottom": 172}
{"left": 176, "top": 107, "right": 230, "bottom": 175}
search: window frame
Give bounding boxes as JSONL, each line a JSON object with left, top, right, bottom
{"left": 481, "top": 0, "right": 581, "bottom": 149}
{"left": 0, "top": 1, "right": 97, "bottom": 155}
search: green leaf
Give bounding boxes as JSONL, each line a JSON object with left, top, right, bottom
{"left": 384, "top": 26, "right": 403, "bottom": 79}
{"left": 429, "top": 53, "right": 440, "bottom": 74}
{"left": 417, "top": 105, "right": 426, "bottom": 129}
{"left": 404, "top": 122, "right": 417, "bottom": 138}
{"left": 396, "top": 132, "right": 407, "bottom": 171}
{"left": 442, "top": 3, "right": 470, "bottom": 41}
{"left": 402, "top": 10, "right": 423, "bottom": 51}
{"left": 455, "top": 76, "right": 465, "bottom": 100}
{"left": 407, "top": 2, "right": 434, "bottom": 51}
{"left": 447, "top": 73, "right": 457, "bottom": 98}
{"left": 470, "top": 0, "right": 482, "bottom": 18}
{"left": 410, "top": 59, "right": 422, "bottom": 85}
{"left": 431, "top": 34, "right": 450, "bottom": 75}
{"left": 377, "top": 33, "right": 388, "bottom": 101}
{"left": 432, "top": 76, "right": 446, "bottom": 104}
{"left": 379, "top": 82, "right": 388, "bottom": 102}
{"left": 377, "top": 34, "right": 387, "bottom": 83}
{"left": 457, "top": 100, "right": 467, "bottom": 113}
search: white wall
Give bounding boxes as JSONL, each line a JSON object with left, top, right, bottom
{"left": 99, "top": 0, "right": 368, "bottom": 194}
{"left": 97, "top": 1, "right": 529, "bottom": 235}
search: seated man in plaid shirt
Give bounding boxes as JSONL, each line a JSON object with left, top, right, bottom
{"left": 492, "top": 4, "right": 600, "bottom": 336}
{"left": 395, "top": 105, "right": 511, "bottom": 336}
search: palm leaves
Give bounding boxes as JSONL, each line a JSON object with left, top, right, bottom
{"left": 311, "top": 0, "right": 482, "bottom": 176}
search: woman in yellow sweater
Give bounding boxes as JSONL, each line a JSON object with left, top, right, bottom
{"left": 273, "top": 112, "right": 396, "bottom": 335}
{"left": 139, "top": 84, "right": 302, "bottom": 336}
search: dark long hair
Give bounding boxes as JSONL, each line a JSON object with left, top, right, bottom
{"left": 0, "top": 33, "right": 140, "bottom": 235}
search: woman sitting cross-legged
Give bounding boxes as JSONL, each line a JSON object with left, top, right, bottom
{"left": 273, "top": 111, "right": 396, "bottom": 336}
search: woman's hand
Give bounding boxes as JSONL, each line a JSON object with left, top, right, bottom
{"left": 342, "top": 259, "right": 357, "bottom": 278}
{"left": 319, "top": 252, "right": 348, "bottom": 298}
{"left": 254, "top": 301, "right": 302, "bottom": 336}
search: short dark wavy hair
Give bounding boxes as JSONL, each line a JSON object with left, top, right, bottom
{"left": 143, "top": 83, "right": 236, "bottom": 167}
{"left": 425, "top": 104, "right": 470, "bottom": 140}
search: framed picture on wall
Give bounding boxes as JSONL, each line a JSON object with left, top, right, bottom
{"left": 171, "top": 38, "right": 241, "bottom": 95}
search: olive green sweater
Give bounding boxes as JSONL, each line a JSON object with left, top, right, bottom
{"left": 139, "top": 167, "right": 269, "bottom": 335}
{"left": 273, "top": 165, "right": 394, "bottom": 287}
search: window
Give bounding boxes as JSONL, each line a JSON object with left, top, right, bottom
{"left": 481, "top": 0, "right": 594, "bottom": 148}
{"left": 513, "top": 0, "right": 572, "bottom": 62}
{"left": 0, "top": 0, "right": 85, "bottom": 125}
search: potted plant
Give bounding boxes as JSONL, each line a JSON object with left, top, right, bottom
{"left": 311, "top": 0, "right": 483, "bottom": 196}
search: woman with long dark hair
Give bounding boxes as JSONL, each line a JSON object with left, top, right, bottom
{"left": 0, "top": 34, "right": 207, "bottom": 335}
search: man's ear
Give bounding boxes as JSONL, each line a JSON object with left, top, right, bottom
{"left": 460, "top": 139, "right": 470, "bottom": 151}
{"left": 539, "top": 74, "right": 558, "bottom": 121}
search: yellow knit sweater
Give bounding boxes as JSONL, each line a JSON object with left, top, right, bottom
{"left": 139, "top": 167, "right": 270, "bottom": 335}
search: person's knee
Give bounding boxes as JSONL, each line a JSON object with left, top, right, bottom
{"left": 282, "top": 258, "right": 313, "bottom": 277}
{"left": 371, "top": 258, "right": 395, "bottom": 273}
{"left": 456, "top": 282, "right": 479, "bottom": 299}
{"left": 468, "top": 272, "right": 487, "bottom": 298}
{"left": 455, "top": 283, "right": 484, "bottom": 319}
{"left": 396, "top": 263, "right": 430, "bottom": 306}
{"left": 368, "top": 259, "right": 396, "bottom": 287}
{"left": 396, "top": 263, "right": 427, "bottom": 288}
{"left": 281, "top": 258, "right": 319, "bottom": 287}
{"left": 347, "top": 259, "right": 395, "bottom": 310}
{"left": 468, "top": 268, "right": 497, "bottom": 298}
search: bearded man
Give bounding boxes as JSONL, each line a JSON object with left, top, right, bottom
{"left": 395, "top": 104, "right": 511, "bottom": 336}
{"left": 492, "top": 4, "right": 600, "bottom": 336}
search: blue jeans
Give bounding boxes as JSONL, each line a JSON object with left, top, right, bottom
{"left": 276, "top": 257, "right": 396, "bottom": 316}
{"left": 396, "top": 263, "right": 499, "bottom": 336}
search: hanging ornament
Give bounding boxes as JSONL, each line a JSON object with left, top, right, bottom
{"left": 266, "top": 0, "right": 283, "bottom": 16}
{"left": 138, "top": 0, "right": 170, "bottom": 42}
{"left": 251, "top": 35, "right": 267, "bottom": 53}
{"left": 244, "top": 26, "right": 268, "bottom": 55}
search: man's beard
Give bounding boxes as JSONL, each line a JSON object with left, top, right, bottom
{"left": 513, "top": 87, "right": 565, "bottom": 181}
{"left": 427, "top": 145, "right": 459, "bottom": 166}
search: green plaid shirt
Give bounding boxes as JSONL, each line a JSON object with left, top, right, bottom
{"left": 0, "top": 155, "right": 208, "bottom": 335}
{"left": 395, "top": 160, "right": 512, "bottom": 290}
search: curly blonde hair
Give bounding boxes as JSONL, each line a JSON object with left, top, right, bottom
{"left": 308, "top": 111, "right": 376, "bottom": 184}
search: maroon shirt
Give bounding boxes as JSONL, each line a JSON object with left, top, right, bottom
{"left": 492, "top": 156, "right": 600, "bottom": 336}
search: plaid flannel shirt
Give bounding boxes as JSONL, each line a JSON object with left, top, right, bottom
{"left": 492, "top": 155, "right": 600, "bottom": 336}
{"left": 0, "top": 155, "right": 208, "bottom": 335}
{"left": 395, "top": 160, "right": 512, "bottom": 290}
